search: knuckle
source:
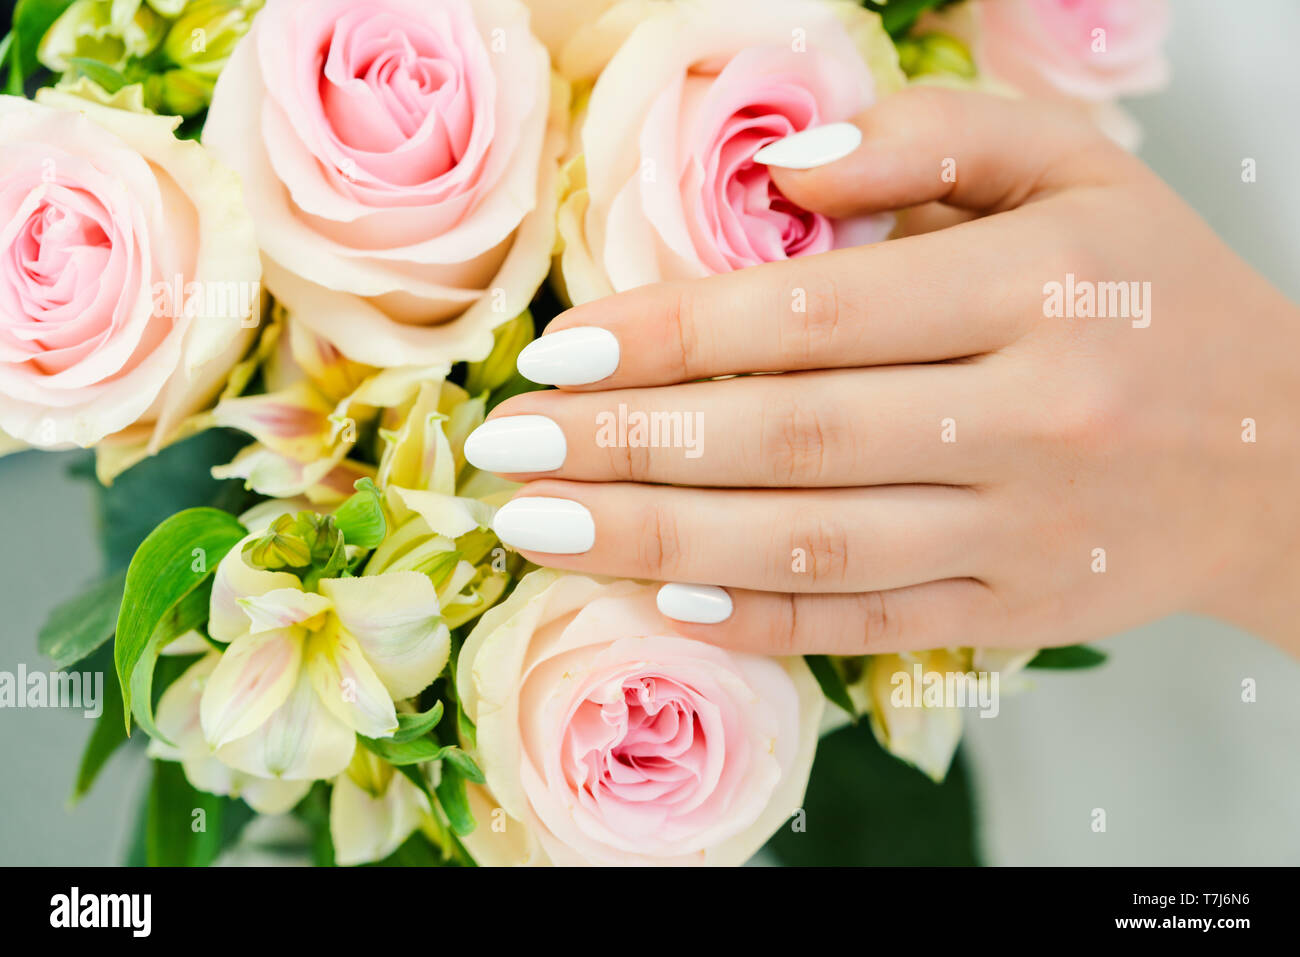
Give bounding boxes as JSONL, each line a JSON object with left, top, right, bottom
{"left": 605, "top": 423, "right": 655, "bottom": 482}
{"left": 764, "top": 594, "right": 802, "bottom": 657}
{"left": 781, "top": 271, "right": 843, "bottom": 362}
{"left": 791, "top": 514, "right": 853, "bottom": 588}
{"left": 662, "top": 284, "right": 700, "bottom": 381}
{"left": 634, "top": 501, "right": 684, "bottom": 579}
{"left": 764, "top": 399, "right": 830, "bottom": 486}
{"left": 857, "top": 590, "right": 895, "bottom": 650}
{"left": 1051, "top": 374, "right": 1128, "bottom": 455}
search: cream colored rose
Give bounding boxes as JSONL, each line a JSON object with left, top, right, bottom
{"left": 202, "top": 0, "right": 567, "bottom": 368}
{"left": 554, "top": 0, "right": 903, "bottom": 305}
{"left": 0, "top": 83, "right": 260, "bottom": 472}
{"left": 457, "top": 569, "right": 823, "bottom": 866}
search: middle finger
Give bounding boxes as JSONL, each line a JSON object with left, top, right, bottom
{"left": 466, "top": 363, "right": 1003, "bottom": 488}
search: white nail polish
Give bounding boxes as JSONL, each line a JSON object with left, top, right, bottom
{"left": 493, "top": 497, "right": 595, "bottom": 554}
{"left": 752, "top": 122, "right": 862, "bottom": 170}
{"left": 465, "top": 415, "right": 567, "bottom": 474}
{"left": 517, "top": 327, "right": 619, "bottom": 386}
{"left": 656, "top": 583, "right": 733, "bottom": 625}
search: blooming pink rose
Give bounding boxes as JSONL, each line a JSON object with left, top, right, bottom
{"left": 457, "top": 570, "right": 823, "bottom": 866}
{"left": 0, "top": 88, "right": 260, "bottom": 456}
{"left": 978, "top": 0, "right": 1170, "bottom": 102}
{"left": 556, "top": 0, "right": 903, "bottom": 305}
{"left": 203, "top": 0, "right": 563, "bottom": 369}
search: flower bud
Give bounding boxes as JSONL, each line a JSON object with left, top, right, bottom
{"left": 162, "top": 0, "right": 263, "bottom": 78}
{"left": 39, "top": 0, "right": 168, "bottom": 73}
{"left": 896, "top": 32, "right": 976, "bottom": 80}
{"left": 143, "top": 67, "right": 213, "bottom": 117}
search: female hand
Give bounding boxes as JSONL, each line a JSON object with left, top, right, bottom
{"left": 465, "top": 87, "right": 1300, "bottom": 658}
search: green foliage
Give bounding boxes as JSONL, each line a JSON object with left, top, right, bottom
{"left": 114, "top": 507, "right": 246, "bottom": 739}
{"left": 806, "top": 654, "right": 858, "bottom": 720}
{"left": 6, "top": 0, "right": 76, "bottom": 92}
{"left": 38, "top": 568, "right": 126, "bottom": 670}
{"left": 1027, "top": 644, "right": 1108, "bottom": 669}
{"left": 764, "top": 722, "right": 980, "bottom": 866}
{"left": 133, "top": 760, "right": 254, "bottom": 867}
{"left": 332, "top": 477, "right": 387, "bottom": 549}
{"left": 863, "top": 0, "right": 954, "bottom": 38}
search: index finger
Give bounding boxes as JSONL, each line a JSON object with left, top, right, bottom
{"left": 519, "top": 210, "right": 1050, "bottom": 390}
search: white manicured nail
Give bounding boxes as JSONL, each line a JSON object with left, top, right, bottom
{"left": 517, "top": 326, "right": 620, "bottom": 386}
{"left": 753, "top": 122, "right": 862, "bottom": 170}
{"left": 465, "top": 415, "right": 566, "bottom": 473}
{"left": 493, "top": 497, "right": 594, "bottom": 554}
{"left": 656, "top": 583, "right": 733, "bottom": 624}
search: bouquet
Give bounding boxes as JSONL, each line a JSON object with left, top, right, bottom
{"left": 4, "top": 0, "right": 1166, "bottom": 866}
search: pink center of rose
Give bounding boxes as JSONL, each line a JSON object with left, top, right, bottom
{"left": 563, "top": 674, "right": 721, "bottom": 833}
{"left": 674, "top": 50, "right": 837, "bottom": 272}
{"left": 9, "top": 196, "right": 110, "bottom": 325}
{"left": 314, "top": 3, "right": 492, "bottom": 190}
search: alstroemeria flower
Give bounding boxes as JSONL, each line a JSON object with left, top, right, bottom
{"left": 853, "top": 647, "right": 1036, "bottom": 781}
{"left": 330, "top": 747, "right": 430, "bottom": 865}
{"left": 211, "top": 313, "right": 446, "bottom": 503}
{"left": 149, "top": 653, "right": 316, "bottom": 814}
{"left": 365, "top": 379, "right": 514, "bottom": 628}
{"left": 197, "top": 534, "right": 451, "bottom": 781}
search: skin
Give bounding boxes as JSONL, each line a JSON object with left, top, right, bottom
{"left": 486, "top": 88, "right": 1300, "bottom": 659}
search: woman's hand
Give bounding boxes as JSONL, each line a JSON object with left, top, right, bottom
{"left": 466, "top": 87, "right": 1300, "bottom": 657}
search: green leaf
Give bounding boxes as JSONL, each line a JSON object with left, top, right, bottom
{"left": 806, "top": 654, "right": 857, "bottom": 720}
{"left": 1026, "top": 645, "right": 1108, "bottom": 669}
{"left": 435, "top": 763, "right": 475, "bottom": 836}
{"left": 0, "top": 32, "right": 19, "bottom": 96}
{"left": 114, "top": 507, "right": 246, "bottom": 739}
{"left": 64, "top": 56, "right": 128, "bottom": 93}
{"left": 69, "top": 645, "right": 127, "bottom": 804}
{"left": 390, "top": 701, "right": 444, "bottom": 743}
{"left": 38, "top": 569, "right": 126, "bottom": 670}
{"left": 864, "top": 0, "right": 951, "bottom": 38}
{"left": 357, "top": 731, "right": 474, "bottom": 769}
{"left": 124, "top": 582, "right": 215, "bottom": 744}
{"left": 441, "top": 747, "right": 484, "bottom": 785}
{"left": 456, "top": 698, "right": 477, "bottom": 751}
{"left": 10, "top": 0, "right": 76, "bottom": 84}
{"left": 333, "top": 477, "right": 387, "bottom": 548}
{"left": 144, "top": 760, "right": 227, "bottom": 867}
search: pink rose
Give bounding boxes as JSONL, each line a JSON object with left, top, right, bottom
{"left": 0, "top": 88, "right": 260, "bottom": 457}
{"left": 978, "top": 0, "right": 1170, "bottom": 102}
{"left": 556, "top": 0, "right": 902, "bottom": 305}
{"left": 457, "top": 570, "right": 823, "bottom": 866}
{"left": 203, "top": 0, "right": 563, "bottom": 369}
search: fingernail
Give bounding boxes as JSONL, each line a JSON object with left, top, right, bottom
{"left": 465, "top": 415, "right": 567, "bottom": 473}
{"left": 656, "top": 583, "right": 733, "bottom": 624}
{"left": 493, "top": 497, "right": 594, "bottom": 554}
{"left": 753, "top": 122, "right": 862, "bottom": 170}
{"left": 517, "top": 327, "right": 619, "bottom": 386}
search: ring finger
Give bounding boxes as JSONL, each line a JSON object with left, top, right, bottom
{"left": 490, "top": 480, "right": 991, "bottom": 594}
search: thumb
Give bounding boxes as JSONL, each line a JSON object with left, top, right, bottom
{"left": 758, "top": 86, "right": 1120, "bottom": 219}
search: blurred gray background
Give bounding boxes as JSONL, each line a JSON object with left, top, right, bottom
{"left": 2, "top": 0, "right": 1298, "bottom": 865}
